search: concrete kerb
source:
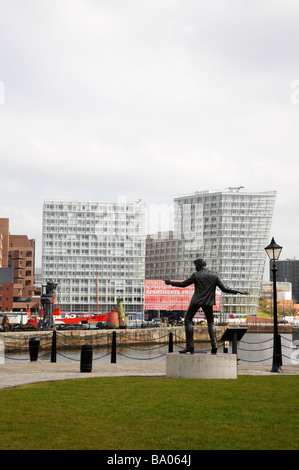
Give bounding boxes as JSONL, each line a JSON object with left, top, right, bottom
{"left": 0, "top": 360, "right": 299, "bottom": 389}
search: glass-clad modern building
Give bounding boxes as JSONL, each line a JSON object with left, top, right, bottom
{"left": 146, "top": 189, "right": 276, "bottom": 317}
{"left": 42, "top": 199, "right": 146, "bottom": 318}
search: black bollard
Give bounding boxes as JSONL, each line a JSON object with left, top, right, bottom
{"left": 168, "top": 332, "right": 173, "bottom": 353}
{"left": 111, "top": 331, "right": 117, "bottom": 363}
{"left": 29, "top": 336, "right": 40, "bottom": 362}
{"left": 80, "top": 344, "right": 93, "bottom": 372}
{"left": 51, "top": 330, "right": 57, "bottom": 363}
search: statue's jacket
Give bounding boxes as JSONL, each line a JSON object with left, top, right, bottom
{"left": 170, "top": 268, "right": 239, "bottom": 306}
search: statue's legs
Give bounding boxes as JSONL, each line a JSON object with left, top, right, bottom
{"left": 180, "top": 303, "right": 198, "bottom": 354}
{"left": 202, "top": 306, "right": 218, "bottom": 354}
{"left": 180, "top": 304, "right": 218, "bottom": 354}
{"left": 207, "top": 322, "right": 218, "bottom": 354}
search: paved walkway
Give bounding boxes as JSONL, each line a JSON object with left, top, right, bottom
{"left": 0, "top": 361, "right": 298, "bottom": 389}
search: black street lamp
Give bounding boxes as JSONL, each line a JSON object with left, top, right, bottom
{"left": 264, "top": 237, "right": 283, "bottom": 373}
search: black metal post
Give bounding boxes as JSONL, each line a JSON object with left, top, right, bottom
{"left": 29, "top": 336, "right": 40, "bottom": 361}
{"left": 80, "top": 344, "right": 93, "bottom": 372}
{"left": 232, "top": 331, "right": 238, "bottom": 355}
{"left": 168, "top": 332, "right": 173, "bottom": 353}
{"left": 271, "top": 261, "right": 282, "bottom": 372}
{"left": 51, "top": 330, "right": 57, "bottom": 363}
{"left": 278, "top": 334, "right": 282, "bottom": 367}
{"left": 111, "top": 331, "right": 117, "bottom": 363}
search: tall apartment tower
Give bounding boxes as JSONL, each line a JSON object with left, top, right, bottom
{"left": 146, "top": 189, "right": 276, "bottom": 317}
{"left": 42, "top": 199, "right": 146, "bottom": 318}
{"left": 271, "top": 259, "right": 299, "bottom": 304}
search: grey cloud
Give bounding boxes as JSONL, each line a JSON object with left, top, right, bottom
{"left": 0, "top": 0, "right": 298, "bottom": 265}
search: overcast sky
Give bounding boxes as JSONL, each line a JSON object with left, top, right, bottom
{"left": 0, "top": 0, "right": 299, "bottom": 271}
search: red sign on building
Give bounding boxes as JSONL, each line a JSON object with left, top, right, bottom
{"left": 144, "top": 280, "right": 221, "bottom": 312}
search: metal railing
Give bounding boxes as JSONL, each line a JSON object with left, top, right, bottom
{"left": 1, "top": 330, "right": 298, "bottom": 366}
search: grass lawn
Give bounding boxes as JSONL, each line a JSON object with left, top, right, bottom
{"left": 0, "top": 375, "right": 298, "bottom": 450}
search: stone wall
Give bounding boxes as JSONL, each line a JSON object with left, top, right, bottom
{"left": 0, "top": 325, "right": 226, "bottom": 351}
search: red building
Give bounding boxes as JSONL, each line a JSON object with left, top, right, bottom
{"left": 144, "top": 280, "right": 221, "bottom": 320}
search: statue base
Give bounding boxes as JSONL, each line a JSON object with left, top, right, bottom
{"left": 166, "top": 352, "right": 237, "bottom": 379}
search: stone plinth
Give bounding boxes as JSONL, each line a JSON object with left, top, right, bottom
{"left": 166, "top": 353, "right": 237, "bottom": 379}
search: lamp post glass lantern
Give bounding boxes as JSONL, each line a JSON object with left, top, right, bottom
{"left": 264, "top": 237, "right": 283, "bottom": 373}
{"left": 265, "top": 237, "right": 283, "bottom": 262}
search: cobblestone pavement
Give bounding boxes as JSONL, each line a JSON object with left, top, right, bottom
{"left": 0, "top": 361, "right": 298, "bottom": 389}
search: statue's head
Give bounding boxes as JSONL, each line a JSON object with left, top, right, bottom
{"left": 194, "top": 258, "right": 206, "bottom": 271}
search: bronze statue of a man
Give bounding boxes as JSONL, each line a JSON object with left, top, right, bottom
{"left": 165, "top": 258, "right": 248, "bottom": 354}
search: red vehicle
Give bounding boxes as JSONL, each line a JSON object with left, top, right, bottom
{"left": 27, "top": 306, "right": 107, "bottom": 327}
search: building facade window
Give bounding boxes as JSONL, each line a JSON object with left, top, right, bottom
{"left": 146, "top": 189, "right": 276, "bottom": 317}
{"left": 42, "top": 199, "right": 146, "bottom": 319}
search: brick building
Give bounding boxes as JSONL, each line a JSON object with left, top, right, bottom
{"left": 0, "top": 218, "right": 40, "bottom": 312}
{"left": 0, "top": 268, "right": 13, "bottom": 312}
